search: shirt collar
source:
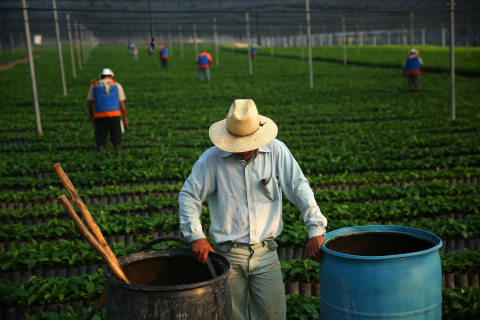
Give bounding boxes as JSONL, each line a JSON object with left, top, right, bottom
{"left": 219, "top": 145, "right": 271, "bottom": 158}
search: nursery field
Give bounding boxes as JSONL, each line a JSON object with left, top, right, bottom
{"left": 0, "top": 44, "right": 480, "bottom": 319}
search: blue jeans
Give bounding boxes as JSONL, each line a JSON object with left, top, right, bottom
{"left": 199, "top": 68, "right": 210, "bottom": 81}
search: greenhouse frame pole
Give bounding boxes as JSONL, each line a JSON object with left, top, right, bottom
{"left": 66, "top": 14, "right": 76, "bottom": 78}
{"left": 441, "top": 23, "right": 446, "bottom": 49}
{"left": 466, "top": 19, "right": 469, "bottom": 58}
{"left": 421, "top": 28, "right": 425, "bottom": 46}
{"left": 387, "top": 30, "right": 391, "bottom": 45}
{"left": 10, "top": 32, "right": 15, "bottom": 53}
{"left": 168, "top": 28, "right": 172, "bottom": 55}
{"left": 213, "top": 18, "right": 219, "bottom": 66}
{"left": 357, "top": 25, "right": 360, "bottom": 53}
{"left": 306, "top": 0, "right": 313, "bottom": 88}
{"left": 178, "top": 25, "right": 184, "bottom": 58}
{"left": 193, "top": 24, "right": 198, "bottom": 57}
{"left": 246, "top": 12, "right": 252, "bottom": 75}
{"left": 74, "top": 21, "right": 82, "bottom": 70}
{"left": 52, "top": 0, "right": 67, "bottom": 96}
{"left": 410, "top": 11, "right": 414, "bottom": 48}
{"left": 299, "top": 22, "right": 304, "bottom": 60}
{"left": 342, "top": 17, "right": 346, "bottom": 65}
{"left": 270, "top": 25, "right": 274, "bottom": 57}
{"left": 450, "top": 2, "right": 455, "bottom": 120}
{"left": 22, "top": 0, "right": 42, "bottom": 135}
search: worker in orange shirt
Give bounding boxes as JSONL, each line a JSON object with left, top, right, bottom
{"left": 197, "top": 49, "right": 212, "bottom": 81}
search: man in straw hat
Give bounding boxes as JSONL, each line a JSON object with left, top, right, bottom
{"left": 402, "top": 48, "right": 424, "bottom": 92}
{"left": 179, "top": 99, "right": 327, "bottom": 319}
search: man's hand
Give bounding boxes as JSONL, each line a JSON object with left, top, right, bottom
{"left": 192, "top": 238, "right": 214, "bottom": 264}
{"left": 124, "top": 117, "right": 129, "bottom": 127}
{"left": 302, "top": 235, "right": 324, "bottom": 261}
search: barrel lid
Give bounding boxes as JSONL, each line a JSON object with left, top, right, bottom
{"left": 322, "top": 225, "right": 443, "bottom": 260}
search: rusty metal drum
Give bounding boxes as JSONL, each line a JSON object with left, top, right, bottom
{"left": 105, "top": 236, "right": 232, "bottom": 320}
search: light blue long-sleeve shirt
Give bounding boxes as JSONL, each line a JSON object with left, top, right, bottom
{"left": 179, "top": 139, "right": 328, "bottom": 244}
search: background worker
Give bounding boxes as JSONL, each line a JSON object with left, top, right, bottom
{"left": 251, "top": 45, "right": 257, "bottom": 61}
{"left": 179, "top": 99, "right": 327, "bottom": 320}
{"left": 197, "top": 49, "right": 212, "bottom": 81}
{"left": 159, "top": 46, "right": 169, "bottom": 69}
{"left": 87, "top": 68, "right": 129, "bottom": 153}
{"left": 402, "top": 48, "right": 424, "bottom": 92}
{"left": 130, "top": 43, "right": 138, "bottom": 61}
{"left": 146, "top": 44, "right": 154, "bottom": 57}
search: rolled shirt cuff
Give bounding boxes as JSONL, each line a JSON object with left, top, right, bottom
{"left": 187, "top": 230, "right": 207, "bottom": 242}
{"left": 308, "top": 226, "right": 326, "bottom": 239}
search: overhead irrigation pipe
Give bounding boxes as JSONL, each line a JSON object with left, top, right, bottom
{"left": 306, "top": 0, "right": 313, "bottom": 88}
{"left": 22, "top": 0, "right": 42, "bottom": 135}
{"left": 52, "top": 0, "right": 67, "bottom": 96}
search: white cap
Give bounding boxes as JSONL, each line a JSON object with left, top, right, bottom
{"left": 100, "top": 68, "right": 114, "bottom": 77}
{"left": 410, "top": 48, "right": 417, "bottom": 54}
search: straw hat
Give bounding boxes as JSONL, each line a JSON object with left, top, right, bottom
{"left": 410, "top": 48, "right": 419, "bottom": 55}
{"left": 209, "top": 99, "right": 278, "bottom": 153}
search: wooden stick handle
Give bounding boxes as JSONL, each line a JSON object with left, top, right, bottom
{"left": 58, "top": 195, "right": 130, "bottom": 284}
{"left": 52, "top": 163, "right": 118, "bottom": 266}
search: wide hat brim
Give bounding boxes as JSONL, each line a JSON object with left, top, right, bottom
{"left": 209, "top": 115, "right": 278, "bottom": 153}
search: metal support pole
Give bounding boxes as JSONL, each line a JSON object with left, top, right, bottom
{"left": 246, "top": 12, "right": 253, "bottom": 75}
{"left": 66, "top": 14, "right": 76, "bottom": 78}
{"left": 342, "top": 17, "right": 346, "bottom": 65}
{"left": 373, "top": 34, "right": 376, "bottom": 46}
{"left": 299, "top": 22, "right": 304, "bottom": 59}
{"left": 52, "top": 0, "right": 67, "bottom": 96}
{"left": 466, "top": 19, "right": 469, "bottom": 58}
{"left": 306, "top": 0, "right": 313, "bottom": 88}
{"left": 22, "top": 0, "right": 42, "bottom": 135}
{"left": 442, "top": 23, "right": 446, "bottom": 49}
{"left": 450, "top": 2, "right": 455, "bottom": 120}
{"left": 10, "top": 32, "right": 15, "bottom": 53}
{"left": 80, "top": 25, "right": 86, "bottom": 63}
{"left": 357, "top": 24, "right": 360, "bottom": 53}
{"left": 402, "top": 23, "right": 406, "bottom": 56}
{"left": 360, "top": 31, "right": 363, "bottom": 46}
{"left": 193, "top": 24, "right": 198, "bottom": 57}
{"left": 74, "top": 21, "right": 82, "bottom": 70}
{"left": 387, "top": 30, "right": 391, "bottom": 45}
{"left": 410, "top": 11, "right": 414, "bottom": 48}
{"left": 168, "top": 28, "right": 172, "bottom": 54}
{"left": 270, "top": 25, "right": 274, "bottom": 57}
{"left": 213, "top": 18, "right": 219, "bottom": 66}
{"left": 421, "top": 28, "right": 425, "bottom": 46}
{"left": 147, "top": 0, "right": 154, "bottom": 43}
{"left": 329, "top": 33, "right": 332, "bottom": 46}
{"left": 178, "top": 25, "right": 184, "bottom": 58}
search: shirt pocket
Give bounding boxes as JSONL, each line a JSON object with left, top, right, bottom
{"left": 260, "top": 176, "right": 280, "bottom": 203}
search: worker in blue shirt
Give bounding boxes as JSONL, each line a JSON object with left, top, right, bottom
{"left": 402, "top": 48, "right": 424, "bottom": 92}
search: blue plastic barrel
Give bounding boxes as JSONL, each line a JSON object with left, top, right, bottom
{"left": 320, "top": 225, "right": 442, "bottom": 320}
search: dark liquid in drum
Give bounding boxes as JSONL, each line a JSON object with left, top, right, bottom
{"left": 326, "top": 232, "right": 435, "bottom": 256}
